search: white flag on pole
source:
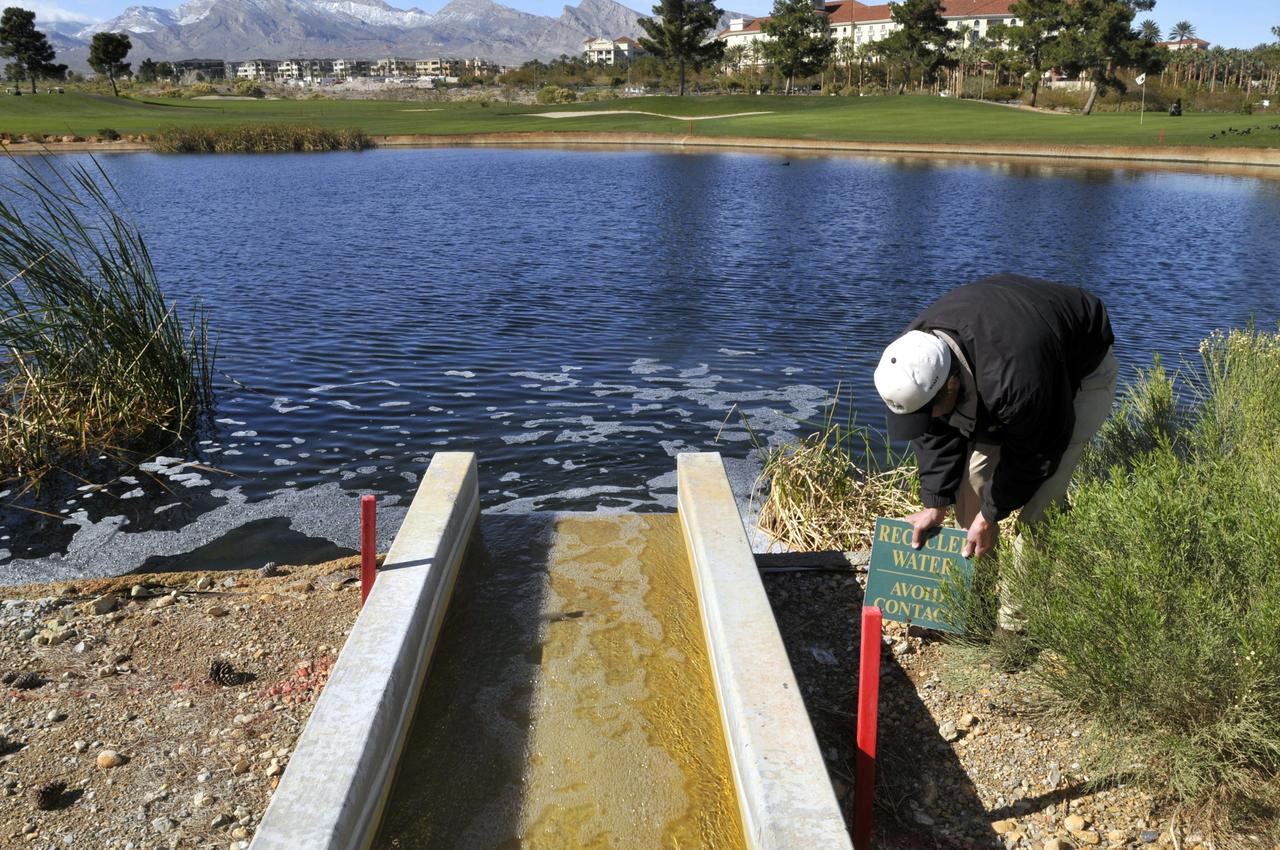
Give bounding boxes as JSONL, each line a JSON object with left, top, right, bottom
{"left": 1135, "top": 73, "right": 1147, "bottom": 85}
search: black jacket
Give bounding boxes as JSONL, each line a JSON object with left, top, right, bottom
{"left": 907, "top": 274, "right": 1114, "bottom": 522}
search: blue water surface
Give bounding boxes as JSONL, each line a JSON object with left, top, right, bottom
{"left": 1, "top": 148, "right": 1277, "bottom": 578}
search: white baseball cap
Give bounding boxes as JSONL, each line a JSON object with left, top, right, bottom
{"left": 874, "top": 330, "right": 951, "bottom": 439}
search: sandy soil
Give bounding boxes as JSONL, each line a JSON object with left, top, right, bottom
{"left": 2, "top": 554, "right": 1273, "bottom": 849}
{"left": 0, "top": 558, "right": 363, "bottom": 848}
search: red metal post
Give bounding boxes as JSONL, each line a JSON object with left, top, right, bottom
{"left": 1159, "top": 128, "right": 1164, "bottom": 145}
{"left": 854, "top": 605, "right": 883, "bottom": 850}
{"left": 360, "top": 495, "right": 376, "bottom": 607}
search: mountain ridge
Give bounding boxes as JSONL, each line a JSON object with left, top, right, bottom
{"left": 41, "top": 0, "right": 666, "bottom": 69}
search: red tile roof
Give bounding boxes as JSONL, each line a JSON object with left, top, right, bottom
{"left": 716, "top": 0, "right": 1013, "bottom": 38}
{"left": 826, "top": 1, "right": 892, "bottom": 25}
{"left": 938, "top": 0, "right": 1015, "bottom": 16}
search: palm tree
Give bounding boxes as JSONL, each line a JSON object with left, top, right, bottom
{"left": 724, "top": 43, "right": 747, "bottom": 73}
{"left": 1139, "top": 19, "right": 1161, "bottom": 42}
{"left": 1170, "top": 21, "right": 1196, "bottom": 43}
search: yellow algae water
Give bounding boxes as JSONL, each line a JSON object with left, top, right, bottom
{"left": 374, "top": 513, "right": 746, "bottom": 850}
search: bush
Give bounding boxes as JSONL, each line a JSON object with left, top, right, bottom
{"left": 990, "top": 328, "right": 1280, "bottom": 826}
{"left": 185, "top": 82, "right": 217, "bottom": 98}
{"left": 149, "top": 124, "right": 373, "bottom": 153}
{"left": 979, "top": 85, "right": 1020, "bottom": 102}
{"left": 579, "top": 88, "right": 620, "bottom": 102}
{"left": 230, "top": 80, "right": 265, "bottom": 98}
{"left": 0, "top": 158, "right": 213, "bottom": 483}
{"left": 96, "top": 128, "right": 121, "bottom": 141}
{"left": 534, "top": 85, "right": 576, "bottom": 104}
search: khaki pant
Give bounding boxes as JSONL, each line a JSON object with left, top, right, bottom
{"left": 953, "top": 349, "right": 1119, "bottom": 627}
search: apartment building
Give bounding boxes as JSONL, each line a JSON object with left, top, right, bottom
{"left": 416, "top": 57, "right": 461, "bottom": 77}
{"left": 332, "top": 59, "right": 371, "bottom": 80}
{"left": 276, "top": 58, "right": 334, "bottom": 81}
{"left": 235, "top": 59, "right": 279, "bottom": 81}
{"left": 583, "top": 36, "right": 644, "bottom": 65}
{"left": 373, "top": 58, "right": 416, "bottom": 78}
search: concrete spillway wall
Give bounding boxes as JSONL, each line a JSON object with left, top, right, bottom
{"left": 251, "top": 452, "right": 479, "bottom": 850}
{"left": 250, "top": 451, "right": 850, "bottom": 849}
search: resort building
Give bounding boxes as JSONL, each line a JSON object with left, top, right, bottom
{"left": 464, "top": 58, "right": 502, "bottom": 77}
{"left": 417, "top": 57, "right": 460, "bottom": 77}
{"left": 276, "top": 58, "right": 334, "bottom": 81}
{"left": 373, "top": 57, "right": 416, "bottom": 78}
{"left": 717, "top": 0, "right": 1021, "bottom": 58}
{"left": 583, "top": 36, "right": 644, "bottom": 65}
{"left": 235, "top": 59, "right": 279, "bottom": 80}
{"left": 1157, "top": 37, "right": 1210, "bottom": 51}
{"left": 332, "top": 59, "right": 370, "bottom": 80}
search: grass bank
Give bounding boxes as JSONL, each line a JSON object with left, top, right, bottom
{"left": 149, "top": 124, "right": 372, "bottom": 153}
{"left": 1, "top": 94, "right": 1277, "bottom": 152}
{"left": 0, "top": 157, "right": 213, "bottom": 485}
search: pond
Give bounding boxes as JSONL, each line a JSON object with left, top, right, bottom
{"left": 2, "top": 148, "right": 1277, "bottom": 582}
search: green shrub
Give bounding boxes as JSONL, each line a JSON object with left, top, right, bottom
{"left": 0, "top": 158, "right": 213, "bottom": 483}
{"left": 980, "top": 85, "right": 1020, "bottom": 102}
{"left": 96, "top": 128, "right": 121, "bottom": 141}
{"left": 535, "top": 85, "right": 576, "bottom": 104}
{"left": 989, "top": 328, "right": 1280, "bottom": 826}
{"left": 185, "top": 82, "right": 217, "bottom": 98}
{"left": 230, "top": 80, "right": 265, "bottom": 98}
{"left": 579, "top": 88, "right": 620, "bottom": 102}
{"left": 149, "top": 124, "right": 373, "bottom": 153}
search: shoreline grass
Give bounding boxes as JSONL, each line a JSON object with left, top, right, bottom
{"left": 755, "top": 392, "right": 920, "bottom": 552}
{"left": 148, "top": 124, "right": 373, "bottom": 153}
{"left": 0, "top": 156, "right": 214, "bottom": 485}
{"left": 1, "top": 94, "right": 1276, "bottom": 151}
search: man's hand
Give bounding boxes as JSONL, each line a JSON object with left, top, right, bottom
{"left": 963, "top": 512, "right": 999, "bottom": 559}
{"left": 905, "top": 506, "right": 949, "bottom": 549}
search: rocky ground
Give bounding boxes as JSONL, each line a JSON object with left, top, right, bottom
{"left": 762, "top": 566, "right": 1278, "bottom": 850}
{"left": 0, "top": 558, "right": 361, "bottom": 849}
{"left": 2, "top": 554, "right": 1274, "bottom": 850}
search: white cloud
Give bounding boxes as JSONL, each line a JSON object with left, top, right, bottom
{"left": 29, "top": 2, "right": 98, "bottom": 23}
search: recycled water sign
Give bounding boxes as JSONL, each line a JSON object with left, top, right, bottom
{"left": 865, "top": 518, "right": 975, "bottom": 633}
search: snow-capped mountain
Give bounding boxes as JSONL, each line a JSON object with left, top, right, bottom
{"left": 48, "top": 0, "right": 655, "bottom": 67}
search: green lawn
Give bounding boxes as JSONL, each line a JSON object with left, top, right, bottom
{"left": 2, "top": 92, "right": 1278, "bottom": 149}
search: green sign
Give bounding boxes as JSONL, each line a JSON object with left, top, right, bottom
{"left": 865, "top": 518, "right": 975, "bottom": 633}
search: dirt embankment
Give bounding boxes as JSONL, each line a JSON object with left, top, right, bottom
{"left": 4, "top": 133, "right": 1278, "bottom": 176}
{"left": 0, "top": 558, "right": 363, "bottom": 848}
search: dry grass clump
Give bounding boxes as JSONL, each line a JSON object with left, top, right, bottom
{"left": 149, "top": 124, "right": 373, "bottom": 153}
{"left": 756, "top": 398, "right": 919, "bottom": 551}
{"left": 0, "top": 156, "right": 213, "bottom": 485}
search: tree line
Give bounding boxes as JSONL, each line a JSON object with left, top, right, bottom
{"left": 621, "top": 0, "right": 1279, "bottom": 111}
{"left": 0, "top": 6, "right": 132, "bottom": 95}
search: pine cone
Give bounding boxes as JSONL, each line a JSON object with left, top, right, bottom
{"left": 208, "top": 658, "right": 241, "bottom": 686}
{"left": 31, "top": 780, "right": 66, "bottom": 811}
{"left": 258, "top": 562, "right": 283, "bottom": 578}
{"left": 0, "top": 671, "right": 16, "bottom": 685}
{"left": 12, "top": 672, "right": 43, "bottom": 690}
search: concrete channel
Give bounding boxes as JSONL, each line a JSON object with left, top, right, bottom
{"left": 251, "top": 451, "right": 851, "bottom": 850}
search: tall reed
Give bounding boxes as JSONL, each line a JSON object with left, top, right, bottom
{"left": 755, "top": 388, "right": 920, "bottom": 551}
{"left": 0, "top": 156, "right": 213, "bottom": 484}
{"left": 149, "top": 125, "right": 373, "bottom": 154}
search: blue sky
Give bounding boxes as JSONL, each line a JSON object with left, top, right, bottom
{"left": 28, "top": 0, "right": 1279, "bottom": 48}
